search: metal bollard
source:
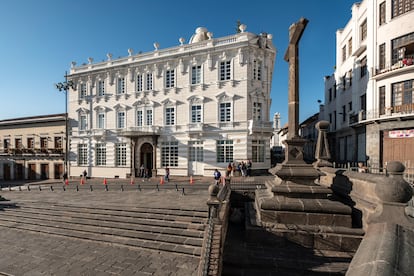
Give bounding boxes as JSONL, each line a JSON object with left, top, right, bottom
{"left": 182, "top": 187, "right": 185, "bottom": 195}
{"left": 76, "top": 185, "right": 79, "bottom": 192}
{"left": 90, "top": 185, "right": 93, "bottom": 191}
{"left": 121, "top": 185, "right": 124, "bottom": 192}
{"left": 156, "top": 184, "right": 159, "bottom": 191}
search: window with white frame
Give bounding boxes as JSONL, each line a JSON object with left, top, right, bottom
{"left": 165, "top": 107, "right": 175, "bottom": 126}
{"left": 135, "top": 104, "right": 153, "bottom": 127}
{"left": 191, "top": 104, "right": 202, "bottom": 123}
{"left": 253, "top": 60, "right": 262, "bottom": 80}
{"left": 98, "top": 80, "right": 105, "bottom": 96}
{"left": 117, "top": 111, "right": 126, "bottom": 129}
{"left": 95, "top": 143, "right": 106, "bottom": 166}
{"left": 165, "top": 69, "right": 175, "bottom": 88}
{"left": 146, "top": 109, "right": 153, "bottom": 126}
{"left": 80, "top": 83, "right": 87, "bottom": 99}
{"left": 136, "top": 74, "right": 143, "bottom": 92}
{"left": 219, "top": 102, "right": 232, "bottom": 122}
{"left": 79, "top": 114, "right": 87, "bottom": 130}
{"left": 252, "top": 140, "right": 265, "bottom": 162}
{"left": 115, "top": 143, "right": 127, "bottom": 167}
{"left": 216, "top": 140, "right": 233, "bottom": 163}
{"left": 117, "top": 77, "right": 125, "bottom": 94}
{"left": 146, "top": 73, "right": 153, "bottom": 90}
{"left": 97, "top": 113, "right": 105, "bottom": 129}
{"left": 191, "top": 65, "right": 201, "bottom": 85}
{"left": 253, "top": 102, "right": 262, "bottom": 121}
{"left": 189, "top": 141, "right": 203, "bottom": 162}
{"left": 161, "top": 141, "right": 178, "bottom": 167}
{"left": 78, "top": 144, "right": 88, "bottom": 166}
{"left": 136, "top": 110, "right": 143, "bottom": 127}
{"left": 220, "top": 60, "right": 231, "bottom": 81}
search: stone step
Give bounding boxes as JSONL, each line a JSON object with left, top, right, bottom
{"left": 17, "top": 202, "right": 208, "bottom": 223}
{"left": 247, "top": 202, "right": 363, "bottom": 252}
{"left": 257, "top": 193, "right": 353, "bottom": 228}
{"left": 1, "top": 210, "right": 205, "bottom": 238}
{"left": 0, "top": 202, "right": 207, "bottom": 256}
{"left": 223, "top": 217, "right": 354, "bottom": 275}
{"left": 6, "top": 207, "right": 206, "bottom": 231}
{"left": 271, "top": 183, "right": 333, "bottom": 199}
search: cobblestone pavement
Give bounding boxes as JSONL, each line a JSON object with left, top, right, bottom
{"left": 0, "top": 181, "right": 211, "bottom": 276}
{"left": 0, "top": 175, "right": 272, "bottom": 275}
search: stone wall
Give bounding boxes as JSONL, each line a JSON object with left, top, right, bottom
{"left": 318, "top": 167, "right": 382, "bottom": 230}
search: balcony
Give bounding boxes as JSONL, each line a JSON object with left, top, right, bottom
{"left": 347, "top": 104, "right": 414, "bottom": 126}
{"left": 248, "top": 120, "right": 273, "bottom": 134}
{"left": 0, "top": 148, "right": 64, "bottom": 157}
{"left": 374, "top": 57, "right": 414, "bottom": 78}
{"left": 349, "top": 111, "right": 366, "bottom": 125}
{"left": 187, "top": 123, "right": 204, "bottom": 133}
{"left": 120, "top": 126, "right": 161, "bottom": 137}
{"left": 91, "top": 129, "right": 107, "bottom": 138}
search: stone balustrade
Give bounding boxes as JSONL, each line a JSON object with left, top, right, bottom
{"left": 199, "top": 178, "right": 231, "bottom": 276}
{"left": 318, "top": 161, "right": 414, "bottom": 275}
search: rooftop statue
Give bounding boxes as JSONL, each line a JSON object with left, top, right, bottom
{"left": 189, "top": 27, "right": 212, "bottom": 43}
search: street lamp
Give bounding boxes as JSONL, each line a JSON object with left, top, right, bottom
{"left": 55, "top": 71, "right": 75, "bottom": 177}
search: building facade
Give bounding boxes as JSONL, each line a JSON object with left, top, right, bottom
{"left": 323, "top": 0, "right": 414, "bottom": 168}
{"left": 0, "top": 114, "right": 66, "bottom": 180}
{"left": 67, "top": 26, "right": 276, "bottom": 178}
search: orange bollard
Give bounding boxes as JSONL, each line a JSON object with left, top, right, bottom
{"left": 160, "top": 176, "right": 165, "bottom": 185}
{"left": 189, "top": 176, "right": 194, "bottom": 185}
{"left": 65, "top": 179, "right": 69, "bottom": 186}
{"left": 103, "top": 178, "right": 107, "bottom": 185}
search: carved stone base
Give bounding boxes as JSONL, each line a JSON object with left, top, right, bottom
{"left": 274, "top": 137, "right": 322, "bottom": 185}
{"left": 275, "top": 163, "right": 322, "bottom": 186}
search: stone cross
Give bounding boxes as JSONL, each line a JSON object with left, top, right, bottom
{"left": 284, "top": 17, "right": 308, "bottom": 139}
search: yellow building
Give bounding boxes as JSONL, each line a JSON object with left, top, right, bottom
{"left": 0, "top": 114, "right": 66, "bottom": 180}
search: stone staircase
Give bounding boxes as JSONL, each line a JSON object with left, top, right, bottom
{"left": 0, "top": 201, "right": 208, "bottom": 257}
{"left": 222, "top": 180, "right": 365, "bottom": 275}
{"left": 222, "top": 203, "right": 361, "bottom": 275}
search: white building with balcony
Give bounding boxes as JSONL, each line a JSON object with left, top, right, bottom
{"left": 67, "top": 26, "right": 276, "bottom": 178}
{"left": 323, "top": 0, "right": 414, "bottom": 167}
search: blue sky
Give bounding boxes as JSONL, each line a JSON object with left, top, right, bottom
{"left": 0, "top": 0, "right": 357, "bottom": 125}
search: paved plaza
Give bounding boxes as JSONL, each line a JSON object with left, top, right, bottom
{"left": 0, "top": 176, "right": 213, "bottom": 276}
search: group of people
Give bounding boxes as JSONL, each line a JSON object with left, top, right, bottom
{"left": 225, "top": 160, "right": 252, "bottom": 177}
{"left": 139, "top": 164, "right": 151, "bottom": 178}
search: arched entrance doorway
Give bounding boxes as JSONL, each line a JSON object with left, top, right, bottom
{"left": 140, "top": 143, "right": 153, "bottom": 177}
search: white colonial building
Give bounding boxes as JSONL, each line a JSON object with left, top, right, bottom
{"left": 322, "top": 0, "right": 414, "bottom": 168}
{"left": 67, "top": 26, "right": 276, "bottom": 178}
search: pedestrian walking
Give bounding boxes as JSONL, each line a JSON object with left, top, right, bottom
{"left": 213, "top": 169, "right": 221, "bottom": 185}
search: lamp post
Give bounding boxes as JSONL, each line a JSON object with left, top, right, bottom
{"left": 55, "top": 71, "right": 74, "bottom": 177}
